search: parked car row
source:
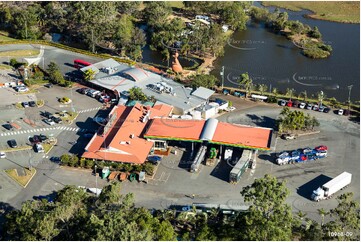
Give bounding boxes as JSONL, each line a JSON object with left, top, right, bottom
{"left": 279, "top": 99, "right": 331, "bottom": 113}
{"left": 22, "top": 101, "right": 37, "bottom": 108}
{"left": 29, "top": 134, "right": 48, "bottom": 144}
{"left": 14, "top": 85, "right": 29, "bottom": 93}
{"left": 41, "top": 111, "right": 62, "bottom": 125}
{"left": 77, "top": 88, "right": 115, "bottom": 104}
{"left": 276, "top": 145, "right": 328, "bottom": 165}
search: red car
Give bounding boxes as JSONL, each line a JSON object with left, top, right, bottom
{"left": 315, "top": 145, "right": 328, "bottom": 151}
{"left": 287, "top": 100, "right": 293, "bottom": 107}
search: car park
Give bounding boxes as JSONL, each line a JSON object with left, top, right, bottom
{"left": 3, "top": 123, "right": 14, "bottom": 131}
{"left": 44, "top": 119, "right": 55, "bottom": 126}
{"left": 312, "top": 104, "right": 319, "bottom": 111}
{"left": 76, "top": 87, "right": 87, "bottom": 93}
{"left": 0, "top": 152, "right": 6, "bottom": 158}
{"left": 39, "top": 134, "right": 48, "bottom": 142}
{"left": 17, "top": 86, "right": 29, "bottom": 92}
{"left": 93, "top": 116, "right": 106, "bottom": 124}
{"left": 35, "top": 143, "right": 44, "bottom": 153}
{"left": 29, "top": 101, "right": 36, "bottom": 107}
{"left": 279, "top": 100, "right": 286, "bottom": 106}
{"left": 52, "top": 117, "right": 62, "bottom": 124}
{"left": 83, "top": 131, "right": 95, "bottom": 138}
{"left": 147, "top": 155, "right": 162, "bottom": 165}
{"left": 44, "top": 83, "right": 53, "bottom": 88}
{"left": 42, "top": 111, "right": 53, "bottom": 119}
{"left": 50, "top": 156, "right": 61, "bottom": 163}
{"left": 22, "top": 101, "right": 29, "bottom": 108}
{"left": 281, "top": 133, "right": 296, "bottom": 140}
{"left": 299, "top": 102, "right": 306, "bottom": 109}
{"left": 30, "top": 135, "right": 41, "bottom": 144}
{"left": 315, "top": 145, "right": 328, "bottom": 151}
{"left": 286, "top": 100, "right": 293, "bottom": 107}
{"left": 306, "top": 103, "right": 313, "bottom": 110}
{"left": 8, "top": 139, "right": 17, "bottom": 148}
{"left": 292, "top": 100, "right": 300, "bottom": 108}
{"left": 318, "top": 106, "right": 325, "bottom": 112}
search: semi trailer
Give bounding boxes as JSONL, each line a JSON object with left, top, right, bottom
{"left": 311, "top": 172, "right": 352, "bottom": 202}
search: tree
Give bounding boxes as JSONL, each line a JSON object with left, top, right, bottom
{"left": 286, "top": 88, "right": 296, "bottom": 99}
{"left": 83, "top": 69, "right": 96, "bottom": 81}
{"left": 308, "top": 26, "right": 322, "bottom": 39}
{"left": 317, "top": 208, "right": 329, "bottom": 227}
{"left": 239, "top": 72, "right": 253, "bottom": 98}
{"left": 221, "top": 2, "right": 248, "bottom": 31}
{"left": 2, "top": 184, "right": 176, "bottom": 241}
{"left": 128, "top": 87, "right": 148, "bottom": 101}
{"left": 191, "top": 74, "right": 218, "bottom": 89}
{"left": 257, "top": 84, "right": 268, "bottom": 95}
{"left": 272, "top": 87, "right": 279, "bottom": 98}
{"left": 240, "top": 174, "right": 293, "bottom": 240}
{"left": 300, "top": 90, "right": 307, "bottom": 102}
{"left": 317, "top": 91, "right": 325, "bottom": 106}
{"left": 143, "top": 2, "right": 172, "bottom": 29}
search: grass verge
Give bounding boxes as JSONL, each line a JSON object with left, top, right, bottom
{"left": 0, "top": 33, "right": 15, "bottom": 42}
{"left": 0, "top": 49, "right": 40, "bottom": 57}
{"left": 0, "top": 64, "right": 12, "bottom": 69}
{"left": 261, "top": 1, "right": 360, "bottom": 23}
{"left": 5, "top": 168, "right": 36, "bottom": 187}
{"left": 0, "top": 145, "right": 32, "bottom": 153}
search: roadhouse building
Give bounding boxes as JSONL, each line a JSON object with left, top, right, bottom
{"left": 82, "top": 103, "right": 273, "bottom": 165}
{"left": 81, "top": 58, "right": 215, "bottom": 114}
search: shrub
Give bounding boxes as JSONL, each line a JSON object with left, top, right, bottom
{"left": 9, "top": 58, "right": 17, "bottom": 67}
{"left": 60, "top": 154, "right": 71, "bottom": 166}
{"left": 68, "top": 155, "right": 79, "bottom": 167}
{"left": 85, "top": 159, "right": 95, "bottom": 169}
{"left": 59, "top": 97, "right": 70, "bottom": 103}
{"left": 143, "top": 163, "right": 155, "bottom": 176}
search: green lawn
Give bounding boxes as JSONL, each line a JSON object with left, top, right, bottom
{"left": 261, "top": 1, "right": 360, "bottom": 23}
{"left": 0, "top": 64, "right": 12, "bottom": 70}
{"left": 0, "top": 49, "right": 40, "bottom": 57}
{"left": 0, "top": 33, "right": 15, "bottom": 42}
{"left": 5, "top": 168, "right": 36, "bottom": 187}
{"left": 169, "top": 1, "right": 184, "bottom": 9}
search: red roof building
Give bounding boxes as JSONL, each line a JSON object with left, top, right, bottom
{"left": 82, "top": 103, "right": 173, "bottom": 164}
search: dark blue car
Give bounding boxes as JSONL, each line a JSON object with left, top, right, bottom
{"left": 147, "top": 156, "right": 162, "bottom": 165}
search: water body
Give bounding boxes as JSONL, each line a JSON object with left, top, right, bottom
{"left": 211, "top": 2, "right": 360, "bottom": 101}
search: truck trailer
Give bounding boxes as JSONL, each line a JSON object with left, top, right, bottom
{"left": 229, "top": 149, "right": 252, "bottom": 184}
{"left": 311, "top": 172, "right": 352, "bottom": 202}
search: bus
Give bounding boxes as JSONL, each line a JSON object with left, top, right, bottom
{"left": 229, "top": 149, "right": 252, "bottom": 184}
{"left": 74, "top": 59, "right": 92, "bottom": 69}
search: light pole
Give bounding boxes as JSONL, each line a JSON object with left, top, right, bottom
{"left": 347, "top": 85, "right": 353, "bottom": 115}
{"left": 94, "top": 165, "right": 98, "bottom": 196}
{"left": 220, "top": 66, "right": 225, "bottom": 89}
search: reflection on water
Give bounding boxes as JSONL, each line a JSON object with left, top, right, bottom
{"left": 211, "top": 2, "right": 360, "bottom": 101}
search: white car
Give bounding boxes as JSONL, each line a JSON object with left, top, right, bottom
{"left": 18, "top": 87, "right": 29, "bottom": 93}
{"left": 227, "top": 106, "right": 236, "bottom": 112}
{"left": 44, "top": 118, "right": 55, "bottom": 126}
{"left": 338, "top": 109, "right": 344, "bottom": 115}
{"left": 35, "top": 144, "right": 44, "bottom": 153}
{"left": 299, "top": 102, "right": 306, "bottom": 109}
{"left": 0, "top": 152, "right": 6, "bottom": 158}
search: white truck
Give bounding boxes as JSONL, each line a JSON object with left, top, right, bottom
{"left": 311, "top": 172, "right": 352, "bottom": 202}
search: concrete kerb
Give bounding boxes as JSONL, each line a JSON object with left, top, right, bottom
{"left": 0, "top": 146, "right": 32, "bottom": 153}
{"left": 45, "top": 138, "right": 57, "bottom": 155}
{"left": 4, "top": 168, "right": 37, "bottom": 188}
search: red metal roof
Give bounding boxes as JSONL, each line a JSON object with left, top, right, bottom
{"left": 144, "top": 118, "right": 206, "bottom": 141}
{"left": 212, "top": 122, "right": 272, "bottom": 149}
{"left": 82, "top": 103, "right": 173, "bottom": 164}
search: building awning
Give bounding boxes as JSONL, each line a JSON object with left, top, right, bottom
{"left": 123, "top": 67, "right": 149, "bottom": 82}
{"left": 192, "top": 87, "right": 215, "bottom": 100}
